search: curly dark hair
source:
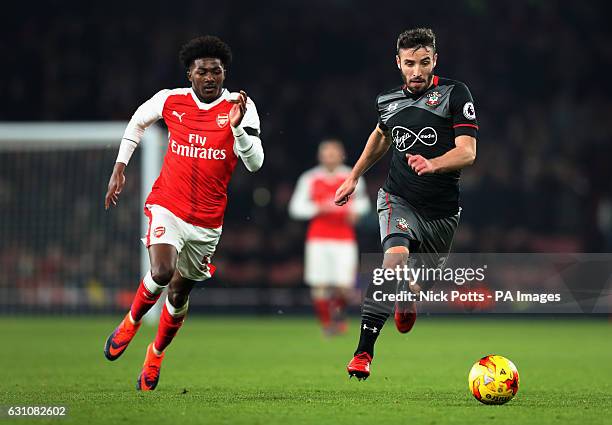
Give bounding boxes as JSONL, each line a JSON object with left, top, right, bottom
{"left": 396, "top": 28, "right": 436, "bottom": 53}
{"left": 179, "top": 35, "right": 233, "bottom": 69}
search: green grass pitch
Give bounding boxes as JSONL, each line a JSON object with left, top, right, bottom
{"left": 1, "top": 316, "right": 610, "bottom": 424}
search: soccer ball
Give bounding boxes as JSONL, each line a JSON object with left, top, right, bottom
{"left": 468, "top": 354, "right": 519, "bottom": 405}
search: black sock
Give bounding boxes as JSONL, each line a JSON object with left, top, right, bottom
{"left": 354, "top": 269, "right": 395, "bottom": 357}
{"left": 355, "top": 312, "right": 387, "bottom": 357}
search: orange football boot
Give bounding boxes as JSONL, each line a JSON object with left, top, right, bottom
{"left": 136, "top": 343, "right": 165, "bottom": 391}
{"left": 104, "top": 312, "right": 141, "bottom": 361}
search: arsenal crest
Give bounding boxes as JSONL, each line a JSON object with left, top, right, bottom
{"left": 425, "top": 91, "right": 441, "bottom": 107}
{"left": 216, "top": 113, "right": 229, "bottom": 128}
{"left": 153, "top": 226, "right": 166, "bottom": 238}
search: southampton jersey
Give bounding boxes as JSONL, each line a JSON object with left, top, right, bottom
{"left": 124, "top": 88, "right": 260, "bottom": 228}
{"left": 289, "top": 165, "right": 371, "bottom": 241}
{"left": 376, "top": 76, "right": 478, "bottom": 219}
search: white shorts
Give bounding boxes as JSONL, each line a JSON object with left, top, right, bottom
{"left": 142, "top": 204, "right": 222, "bottom": 281}
{"left": 304, "top": 240, "right": 358, "bottom": 288}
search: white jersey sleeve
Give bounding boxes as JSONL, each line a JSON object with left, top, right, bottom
{"left": 116, "top": 89, "right": 169, "bottom": 165}
{"left": 288, "top": 171, "right": 318, "bottom": 220}
{"left": 233, "top": 96, "right": 264, "bottom": 172}
{"left": 240, "top": 96, "right": 261, "bottom": 136}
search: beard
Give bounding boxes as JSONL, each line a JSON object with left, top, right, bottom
{"left": 403, "top": 73, "right": 433, "bottom": 95}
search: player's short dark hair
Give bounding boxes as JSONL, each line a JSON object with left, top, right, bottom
{"left": 396, "top": 28, "right": 436, "bottom": 53}
{"left": 179, "top": 35, "right": 233, "bottom": 69}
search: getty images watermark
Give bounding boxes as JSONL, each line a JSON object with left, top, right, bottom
{"left": 357, "top": 252, "right": 612, "bottom": 314}
{"left": 371, "top": 263, "right": 561, "bottom": 304}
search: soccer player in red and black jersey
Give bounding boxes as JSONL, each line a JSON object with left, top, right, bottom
{"left": 335, "top": 28, "right": 478, "bottom": 379}
{"left": 103, "top": 36, "right": 264, "bottom": 390}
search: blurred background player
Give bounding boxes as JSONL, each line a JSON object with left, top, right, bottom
{"left": 102, "top": 35, "right": 264, "bottom": 390}
{"left": 289, "top": 140, "right": 371, "bottom": 335}
{"left": 335, "top": 28, "right": 477, "bottom": 379}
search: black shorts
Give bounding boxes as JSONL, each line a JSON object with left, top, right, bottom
{"left": 377, "top": 188, "right": 460, "bottom": 269}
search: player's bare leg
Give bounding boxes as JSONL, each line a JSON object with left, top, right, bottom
{"left": 104, "top": 244, "right": 177, "bottom": 361}
{"left": 149, "top": 244, "right": 179, "bottom": 286}
{"left": 137, "top": 269, "right": 196, "bottom": 391}
{"left": 347, "top": 244, "right": 411, "bottom": 380}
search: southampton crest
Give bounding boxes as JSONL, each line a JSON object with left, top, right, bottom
{"left": 396, "top": 217, "right": 409, "bottom": 232}
{"left": 425, "top": 91, "right": 441, "bottom": 107}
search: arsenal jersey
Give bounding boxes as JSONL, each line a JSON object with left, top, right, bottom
{"left": 124, "top": 88, "right": 260, "bottom": 228}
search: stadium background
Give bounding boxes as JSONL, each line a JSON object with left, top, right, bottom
{"left": 2, "top": 2, "right": 612, "bottom": 425}
{"left": 1, "top": 0, "right": 611, "bottom": 314}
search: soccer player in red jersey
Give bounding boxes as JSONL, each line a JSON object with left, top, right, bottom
{"left": 289, "top": 140, "right": 370, "bottom": 335}
{"left": 103, "top": 36, "right": 264, "bottom": 391}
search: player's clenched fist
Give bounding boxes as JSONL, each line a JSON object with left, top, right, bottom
{"left": 334, "top": 177, "right": 358, "bottom": 206}
{"left": 406, "top": 154, "right": 435, "bottom": 176}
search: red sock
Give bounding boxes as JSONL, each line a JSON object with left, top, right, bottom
{"left": 332, "top": 295, "right": 347, "bottom": 314}
{"left": 153, "top": 303, "right": 186, "bottom": 353}
{"left": 331, "top": 295, "right": 347, "bottom": 321}
{"left": 313, "top": 298, "right": 331, "bottom": 327}
{"left": 130, "top": 280, "right": 161, "bottom": 322}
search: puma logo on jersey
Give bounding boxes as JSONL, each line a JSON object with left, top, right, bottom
{"left": 172, "top": 111, "right": 186, "bottom": 122}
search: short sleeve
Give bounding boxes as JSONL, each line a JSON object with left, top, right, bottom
{"left": 375, "top": 94, "right": 389, "bottom": 132}
{"left": 241, "top": 97, "right": 261, "bottom": 137}
{"left": 449, "top": 83, "right": 478, "bottom": 138}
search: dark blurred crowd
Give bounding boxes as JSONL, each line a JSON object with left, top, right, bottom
{"left": 1, "top": 1, "right": 611, "bottom": 309}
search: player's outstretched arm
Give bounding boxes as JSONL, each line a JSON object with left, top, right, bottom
{"left": 104, "top": 90, "right": 167, "bottom": 210}
{"left": 407, "top": 135, "right": 476, "bottom": 175}
{"left": 334, "top": 125, "right": 391, "bottom": 206}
